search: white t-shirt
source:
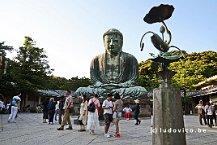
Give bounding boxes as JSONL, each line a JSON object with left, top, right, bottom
{"left": 102, "top": 99, "right": 113, "bottom": 114}
{"left": 63, "top": 95, "right": 73, "bottom": 109}
{"left": 13, "top": 96, "right": 21, "bottom": 101}
{"left": 123, "top": 107, "right": 132, "bottom": 113}
{"left": 55, "top": 102, "right": 59, "bottom": 110}
{"left": 205, "top": 105, "right": 214, "bottom": 115}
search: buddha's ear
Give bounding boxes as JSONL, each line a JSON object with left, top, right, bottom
{"left": 118, "top": 34, "right": 123, "bottom": 49}
{"left": 120, "top": 40, "right": 123, "bottom": 49}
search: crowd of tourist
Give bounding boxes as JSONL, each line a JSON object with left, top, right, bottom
{"left": 40, "top": 89, "right": 141, "bottom": 138}
{"left": 2, "top": 89, "right": 141, "bottom": 138}
{"left": 6, "top": 89, "right": 217, "bottom": 139}
{"left": 195, "top": 100, "right": 217, "bottom": 128}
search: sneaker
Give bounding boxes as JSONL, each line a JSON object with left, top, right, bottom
{"left": 66, "top": 127, "right": 73, "bottom": 130}
{"left": 115, "top": 132, "right": 120, "bottom": 138}
{"left": 138, "top": 120, "right": 141, "bottom": 125}
{"left": 104, "top": 133, "right": 111, "bottom": 138}
{"left": 57, "top": 127, "right": 64, "bottom": 130}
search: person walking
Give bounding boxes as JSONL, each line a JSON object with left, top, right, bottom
{"left": 102, "top": 94, "right": 113, "bottom": 138}
{"left": 213, "top": 103, "right": 217, "bottom": 126}
{"left": 48, "top": 98, "right": 56, "bottom": 125}
{"left": 133, "top": 99, "right": 141, "bottom": 125}
{"left": 195, "top": 100, "right": 207, "bottom": 125}
{"left": 57, "top": 89, "right": 73, "bottom": 130}
{"left": 123, "top": 105, "right": 132, "bottom": 120}
{"left": 58, "top": 96, "right": 65, "bottom": 125}
{"left": 209, "top": 101, "right": 217, "bottom": 126}
{"left": 78, "top": 95, "right": 88, "bottom": 132}
{"left": 42, "top": 98, "right": 49, "bottom": 123}
{"left": 205, "top": 101, "right": 215, "bottom": 128}
{"left": 113, "top": 93, "right": 123, "bottom": 138}
{"left": 8, "top": 92, "right": 21, "bottom": 123}
{"left": 87, "top": 94, "right": 100, "bottom": 134}
{"left": 54, "top": 101, "right": 60, "bottom": 122}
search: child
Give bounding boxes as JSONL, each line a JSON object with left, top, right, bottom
{"left": 123, "top": 105, "right": 132, "bottom": 120}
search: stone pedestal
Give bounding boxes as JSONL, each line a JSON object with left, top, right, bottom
{"left": 152, "top": 70, "right": 186, "bottom": 145}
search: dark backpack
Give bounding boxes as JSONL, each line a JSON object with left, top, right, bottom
{"left": 88, "top": 100, "right": 96, "bottom": 112}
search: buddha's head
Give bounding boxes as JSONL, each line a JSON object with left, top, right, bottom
{"left": 103, "top": 28, "right": 123, "bottom": 56}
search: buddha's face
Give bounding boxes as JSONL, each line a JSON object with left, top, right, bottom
{"left": 104, "top": 34, "right": 123, "bottom": 55}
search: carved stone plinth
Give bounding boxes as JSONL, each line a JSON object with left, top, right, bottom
{"left": 152, "top": 70, "right": 186, "bottom": 145}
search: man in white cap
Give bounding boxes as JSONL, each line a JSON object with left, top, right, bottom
{"left": 195, "top": 100, "right": 206, "bottom": 125}
{"left": 133, "top": 99, "right": 141, "bottom": 125}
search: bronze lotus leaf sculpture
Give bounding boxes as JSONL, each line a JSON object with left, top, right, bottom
{"left": 143, "top": 4, "right": 174, "bottom": 24}
{"left": 140, "top": 4, "right": 184, "bottom": 68}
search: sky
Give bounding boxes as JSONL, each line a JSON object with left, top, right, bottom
{"left": 0, "top": 0, "right": 217, "bottom": 79}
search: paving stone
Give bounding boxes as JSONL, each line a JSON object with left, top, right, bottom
{"left": 0, "top": 113, "right": 217, "bottom": 145}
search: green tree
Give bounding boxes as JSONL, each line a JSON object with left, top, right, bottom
{"left": 44, "top": 76, "right": 91, "bottom": 91}
{"left": 139, "top": 51, "right": 217, "bottom": 91}
{"left": 0, "top": 42, "right": 13, "bottom": 58}
{"left": 138, "top": 59, "right": 159, "bottom": 91}
{"left": 169, "top": 51, "right": 217, "bottom": 90}
{"left": 45, "top": 76, "right": 72, "bottom": 90}
{"left": 0, "top": 42, "right": 14, "bottom": 96}
{"left": 69, "top": 76, "right": 91, "bottom": 90}
{"left": 15, "top": 36, "right": 52, "bottom": 93}
{"left": 0, "top": 42, "right": 13, "bottom": 74}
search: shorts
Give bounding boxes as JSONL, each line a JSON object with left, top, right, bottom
{"left": 104, "top": 113, "right": 113, "bottom": 124}
{"left": 113, "top": 112, "right": 122, "bottom": 119}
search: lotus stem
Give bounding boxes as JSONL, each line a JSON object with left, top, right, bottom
{"left": 140, "top": 31, "right": 155, "bottom": 50}
{"left": 162, "top": 21, "right": 172, "bottom": 45}
{"left": 162, "top": 33, "right": 164, "bottom": 41}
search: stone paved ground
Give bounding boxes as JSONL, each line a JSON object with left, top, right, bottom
{"left": 0, "top": 113, "right": 217, "bottom": 145}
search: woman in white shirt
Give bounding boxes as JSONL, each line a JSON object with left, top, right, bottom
{"left": 87, "top": 94, "right": 100, "bottom": 134}
{"left": 78, "top": 95, "right": 88, "bottom": 131}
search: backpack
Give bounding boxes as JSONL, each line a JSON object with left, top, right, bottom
{"left": 88, "top": 100, "right": 96, "bottom": 112}
{"left": 11, "top": 99, "right": 17, "bottom": 106}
